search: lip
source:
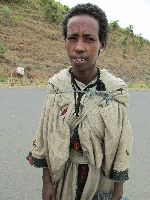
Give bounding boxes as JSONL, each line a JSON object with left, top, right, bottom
{"left": 71, "top": 56, "right": 87, "bottom": 65}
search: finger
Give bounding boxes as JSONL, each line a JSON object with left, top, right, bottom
{"left": 43, "top": 195, "right": 51, "bottom": 200}
{"left": 51, "top": 194, "right": 56, "bottom": 200}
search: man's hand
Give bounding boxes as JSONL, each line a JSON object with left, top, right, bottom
{"left": 110, "top": 194, "right": 121, "bottom": 200}
{"left": 42, "top": 168, "right": 56, "bottom": 200}
{"left": 110, "top": 182, "right": 123, "bottom": 200}
{"left": 42, "top": 182, "right": 56, "bottom": 200}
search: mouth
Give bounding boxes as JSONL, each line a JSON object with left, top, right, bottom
{"left": 71, "top": 56, "right": 87, "bottom": 65}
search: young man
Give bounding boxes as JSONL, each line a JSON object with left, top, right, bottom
{"left": 27, "top": 3, "right": 132, "bottom": 200}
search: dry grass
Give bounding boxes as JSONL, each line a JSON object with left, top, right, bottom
{"left": 0, "top": 1, "right": 150, "bottom": 88}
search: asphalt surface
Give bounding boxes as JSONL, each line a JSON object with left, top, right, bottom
{"left": 0, "top": 88, "right": 150, "bottom": 200}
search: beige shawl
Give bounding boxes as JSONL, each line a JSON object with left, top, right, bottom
{"left": 30, "top": 68, "right": 132, "bottom": 199}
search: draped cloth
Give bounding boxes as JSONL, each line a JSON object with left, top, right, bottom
{"left": 28, "top": 68, "right": 132, "bottom": 200}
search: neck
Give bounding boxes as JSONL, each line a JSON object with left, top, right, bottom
{"left": 71, "top": 67, "right": 97, "bottom": 85}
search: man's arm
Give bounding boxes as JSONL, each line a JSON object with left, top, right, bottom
{"left": 111, "top": 182, "right": 123, "bottom": 200}
{"left": 42, "top": 168, "right": 56, "bottom": 200}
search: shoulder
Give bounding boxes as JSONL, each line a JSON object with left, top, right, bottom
{"left": 100, "top": 69, "right": 129, "bottom": 106}
{"left": 48, "top": 67, "right": 70, "bottom": 84}
{"left": 100, "top": 69, "right": 127, "bottom": 92}
{"left": 47, "top": 67, "right": 71, "bottom": 91}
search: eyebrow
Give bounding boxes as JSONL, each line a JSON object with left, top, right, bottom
{"left": 67, "top": 33, "right": 95, "bottom": 38}
{"left": 67, "top": 33, "right": 78, "bottom": 37}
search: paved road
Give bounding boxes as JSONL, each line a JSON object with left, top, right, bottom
{"left": 0, "top": 88, "right": 150, "bottom": 200}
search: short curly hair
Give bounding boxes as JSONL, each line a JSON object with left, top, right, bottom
{"left": 62, "top": 3, "right": 108, "bottom": 44}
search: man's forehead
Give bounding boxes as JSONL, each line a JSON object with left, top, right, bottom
{"left": 67, "top": 15, "right": 98, "bottom": 27}
{"left": 67, "top": 15, "right": 99, "bottom": 33}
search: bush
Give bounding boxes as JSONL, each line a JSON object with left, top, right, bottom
{"left": 0, "top": 43, "right": 7, "bottom": 57}
{"left": 132, "top": 34, "right": 145, "bottom": 50}
{"left": 125, "top": 25, "right": 134, "bottom": 36}
{"left": 41, "top": 0, "right": 49, "bottom": 5}
{"left": 45, "top": 0, "right": 69, "bottom": 24}
{"left": 0, "top": 5, "right": 13, "bottom": 25}
{"left": 109, "top": 20, "right": 120, "bottom": 30}
{"left": 121, "top": 36, "right": 129, "bottom": 57}
{"left": 1, "top": 0, "right": 25, "bottom": 4}
{"left": 0, "top": 77, "right": 8, "bottom": 83}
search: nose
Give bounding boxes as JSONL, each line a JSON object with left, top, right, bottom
{"left": 74, "top": 39, "right": 85, "bottom": 52}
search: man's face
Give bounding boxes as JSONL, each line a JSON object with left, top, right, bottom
{"left": 65, "top": 15, "right": 103, "bottom": 72}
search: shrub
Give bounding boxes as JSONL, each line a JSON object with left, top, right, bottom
{"left": 1, "top": 0, "right": 25, "bottom": 4}
{"left": 45, "top": 0, "right": 69, "bottom": 24}
{"left": 132, "top": 34, "right": 145, "bottom": 50}
{"left": 109, "top": 20, "right": 120, "bottom": 30}
{"left": 0, "top": 5, "right": 13, "bottom": 25}
{"left": 125, "top": 25, "right": 134, "bottom": 36}
{"left": 0, "top": 77, "right": 8, "bottom": 83}
{"left": 122, "top": 36, "right": 128, "bottom": 46}
{"left": 14, "top": 14, "right": 24, "bottom": 21}
{"left": 41, "top": 0, "right": 49, "bottom": 5}
{"left": 121, "top": 36, "right": 129, "bottom": 57}
{"left": 0, "top": 43, "right": 6, "bottom": 57}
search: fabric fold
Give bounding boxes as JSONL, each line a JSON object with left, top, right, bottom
{"left": 27, "top": 67, "right": 132, "bottom": 199}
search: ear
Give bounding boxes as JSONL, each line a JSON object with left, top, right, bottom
{"left": 98, "top": 41, "right": 107, "bottom": 55}
{"left": 101, "top": 41, "right": 107, "bottom": 50}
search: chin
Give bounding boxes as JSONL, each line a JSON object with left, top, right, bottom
{"left": 71, "top": 65, "right": 87, "bottom": 72}
{"left": 72, "top": 64, "right": 96, "bottom": 72}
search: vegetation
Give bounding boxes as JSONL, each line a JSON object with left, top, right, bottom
{"left": 109, "top": 20, "right": 120, "bottom": 30}
{"left": 0, "top": 0, "right": 150, "bottom": 89}
{"left": 0, "top": 4, "right": 13, "bottom": 25}
{"left": 0, "top": 76, "right": 8, "bottom": 83}
{"left": 0, "top": 43, "right": 6, "bottom": 57}
{"left": 44, "top": 0, "right": 69, "bottom": 24}
{"left": 1, "top": 0, "right": 25, "bottom": 4}
{"left": 125, "top": 25, "right": 134, "bottom": 36}
{"left": 128, "top": 82, "right": 150, "bottom": 89}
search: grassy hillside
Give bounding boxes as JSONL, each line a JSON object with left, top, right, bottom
{"left": 0, "top": 0, "right": 150, "bottom": 88}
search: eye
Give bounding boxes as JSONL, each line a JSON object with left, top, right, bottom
{"left": 67, "top": 36, "right": 77, "bottom": 41}
{"left": 85, "top": 37, "right": 95, "bottom": 42}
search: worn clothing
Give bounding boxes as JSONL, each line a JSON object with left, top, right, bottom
{"left": 27, "top": 68, "right": 132, "bottom": 200}
{"left": 93, "top": 193, "right": 129, "bottom": 200}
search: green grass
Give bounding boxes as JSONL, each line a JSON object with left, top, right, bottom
{"left": 0, "top": 76, "right": 8, "bottom": 83}
{"left": 128, "top": 82, "right": 150, "bottom": 89}
{"left": 0, "top": 43, "right": 6, "bottom": 57}
{"left": 1, "top": 75, "right": 150, "bottom": 90}
{"left": 14, "top": 14, "right": 24, "bottom": 21}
